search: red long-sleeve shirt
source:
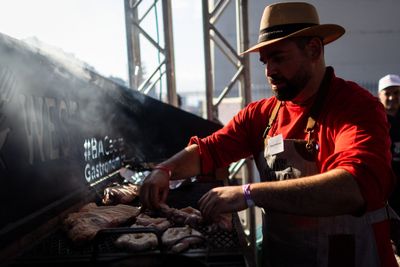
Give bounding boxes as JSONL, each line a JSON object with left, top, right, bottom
{"left": 189, "top": 69, "right": 397, "bottom": 266}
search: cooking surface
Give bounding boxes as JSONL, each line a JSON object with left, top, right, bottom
{"left": 0, "top": 32, "right": 239, "bottom": 267}
{"left": 8, "top": 180, "right": 247, "bottom": 267}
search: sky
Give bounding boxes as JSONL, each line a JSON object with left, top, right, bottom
{"left": 0, "top": 0, "right": 205, "bottom": 93}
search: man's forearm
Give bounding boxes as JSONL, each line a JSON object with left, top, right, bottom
{"left": 251, "top": 169, "right": 365, "bottom": 216}
{"left": 159, "top": 144, "right": 202, "bottom": 180}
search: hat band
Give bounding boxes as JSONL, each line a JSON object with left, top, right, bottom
{"left": 258, "top": 23, "right": 317, "bottom": 43}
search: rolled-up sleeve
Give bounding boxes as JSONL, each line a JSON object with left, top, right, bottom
{"left": 320, "top": 95, "right": 395, "bottom": 210}
{"left": 188, "top": 100, "right": 271, "bottom": 175}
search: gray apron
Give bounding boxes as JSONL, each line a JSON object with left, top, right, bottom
{"left": 256, "top": 136, "right": 391, "bottom": 266}
{"left": 254, "top": 70, "right": 396, "bottom": 266}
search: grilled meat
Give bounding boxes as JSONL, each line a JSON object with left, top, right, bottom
{"left": 159, "top": 204, "right": 203, "bottom": 227}
{"left": 135, "top": 213, "right": 172, "bottom": 231}
{"left": 162, "top": 226, "right": 204, "bottom": 253}
{"left": 63, "top": 202, "right": 140, "bottom": 244}
{"left": 113, "top": 216, "right": 167, "bottom": 252}
{"left": 159, "top": 203, "right": 232, "bottom": 232}
{"left": 102, "top": 182, "right": 140, "bottom": 205}
{"left": 115, "top": 232, "right": 158, "bottom": 252}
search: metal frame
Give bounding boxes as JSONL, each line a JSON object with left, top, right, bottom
{"left": 124, "top": 0, "right": 178, "bottom": 107}
{"left": 125, "top": 0, "right": 257, "bottom": 265}
{"left": 202, "top": 0, "right": 256, "bottom": 265}
{"left": 202, "top": 0, "right": 251, "bottom": 121}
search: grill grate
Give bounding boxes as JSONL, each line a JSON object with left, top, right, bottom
{"left": 11, "top": 180, "right": 246, "bottom": 266}
{"left": 20, "top": 221, "right": 240, "bottom": 259}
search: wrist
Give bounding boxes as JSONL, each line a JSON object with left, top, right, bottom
{"left": 242, "top": 183, "right": 255, "bottom": 208}
{"left": 153, "top": 165, "right": 172, "bottom": 179}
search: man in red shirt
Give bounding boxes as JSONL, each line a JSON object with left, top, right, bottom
{"left": 140, "top": 2, "right": 397, "bottom": 266}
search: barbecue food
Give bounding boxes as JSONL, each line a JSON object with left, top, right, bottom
{"left": 159, "top": 203, "right": 232, "bottom": 231}
{"left": 110, "top": 204, "right": 234, "bottom": 253}
{"left": 115, "top": 206, "right": 204, "bottom": 252}
{"left": 102, "top": 182, "right": 140, "bottom": 205}
{"left": 209, "top": 213, "right": 233, "bottom": 232}
{"left": 113, "top": 211, "right": 171, "bottom": 252}
{"left": 135, "top": 213, "right": 172, "bottom": 231}
{"left": 162, "top": 226, "right": 204, "bottom": 253}
{"left": 115, "top": 232, "right": 158, "bottom": 251}
{"left": 116, "top": 225, "right": 204, "bottom": 253}
{"left": 159, "top": 204, "right": 203, "bottom": 227}
{"left": 63, "top": 202, "right": 140, "bottom": 244}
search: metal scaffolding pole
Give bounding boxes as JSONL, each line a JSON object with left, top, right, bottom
{"left": 161, "top": 0, "right": 177, "bottom": 107}
{"left": 124, "top": 0, "right": 141, "bottom": 90}
{"left": 202, "top": 0, "right": 252, "bottom": 117}
{"left": 202, "top": 0, "right": 256, "bottom": 266}
{"left": 124, "top": 0, "right": 177, "bottom": 107}
{"left": 125, "top": 1, "right": 256, "bottom": 264}
{"left": 202, "top": 0, "right": 217, "bottom": 121}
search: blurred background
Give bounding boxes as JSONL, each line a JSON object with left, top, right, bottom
{"left": 0, "top": 0, "right": 398, "bottom": 123}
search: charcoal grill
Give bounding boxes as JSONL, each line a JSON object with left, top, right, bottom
{"left": 5, "top": 174, "right": 248, "bottom": 267}
{"left": 0, "top": 32, "right": 250, "bottom": 266}
{"left": 10, "top": 218, "right": 246, "bottom": 267}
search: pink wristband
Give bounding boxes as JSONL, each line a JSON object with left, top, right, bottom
{"left": 153, "top": 165, "right": 172, "bottom": 178}
{"left": 242, "top": 184, "right": 255, "bottom": 207}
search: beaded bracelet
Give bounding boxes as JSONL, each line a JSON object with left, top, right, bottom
{"left": 242, "top": 183, "right": 255, "bottom": 207}
{"left": 153, "top": 165, "right": 172, "bottom": 178}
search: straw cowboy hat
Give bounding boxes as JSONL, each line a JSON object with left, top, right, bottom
{"left": 242, "top": 2, "right": 345, "bottom": 54}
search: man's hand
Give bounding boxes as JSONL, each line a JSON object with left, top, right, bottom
{"left": 139, "top": 144, "right": 202, "bottom": 211}
{"left": 139, "top": 169, "right": 170, "bottom": 210}
{"left": 198, "top": 185, "right": 247, "bottom": 221}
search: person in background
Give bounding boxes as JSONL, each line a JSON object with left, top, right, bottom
{"left": 378, "top": 74, "right": 400, "bottom": 253}
{"left": 140, "top": 2, "right": 398, "bottom": 266}
{"left": 379, "top": 74, "right": 400, "bottom": 211}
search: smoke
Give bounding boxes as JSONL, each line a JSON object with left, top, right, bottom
{"left": 22, "top": 36, "right": 91, "bottom": 81}
{"left": 0, "top": 67, "right": 17, "bottom": 168}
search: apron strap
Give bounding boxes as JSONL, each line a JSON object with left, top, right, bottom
{"left": 305, "top": 67, "right": 334, "bottom": 133}
{"left": 364, "top": 205, "right": 392, "bottom": 224}
{"left": 262, "top": 67, "right": 334, "bottom": 140}
{"left": 304, "top": 67, "right": 334, "bottom": 151}
{"left": 262, "top": 100, "right": 282, "bottom": 138}
{"left": 386, "top": 205, "right": 400, "bottom": 221}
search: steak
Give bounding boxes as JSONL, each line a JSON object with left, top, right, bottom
{"left": 63, "top": 202, "right": 140, "bottom": 244}
{"left": 102, "top": 182, "right": 140, "bottom": 205}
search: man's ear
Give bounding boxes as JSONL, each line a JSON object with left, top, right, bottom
{"left": 306, "top": 37, "right": 323, "bottom": 59}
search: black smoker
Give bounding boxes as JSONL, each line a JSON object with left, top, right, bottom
{"left": 0, "top": 33, "right": 250, "bottom": 266}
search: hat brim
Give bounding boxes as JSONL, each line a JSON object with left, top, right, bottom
{"left": 379, "top": 83, "right": 400, "bottom": 92}
{"left": 241, "top": 24, "right": 345, "bottom": 55}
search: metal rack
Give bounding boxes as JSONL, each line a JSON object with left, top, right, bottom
{"left": 124, "top": 1, "right": 257, "bottom": 265}
{"left": 124, "top": 0, "right": 178, "bottom": 107}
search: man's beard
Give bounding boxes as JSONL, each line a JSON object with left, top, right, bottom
{"left": 269, "top": 67, "right": 312, "bottom": 101}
